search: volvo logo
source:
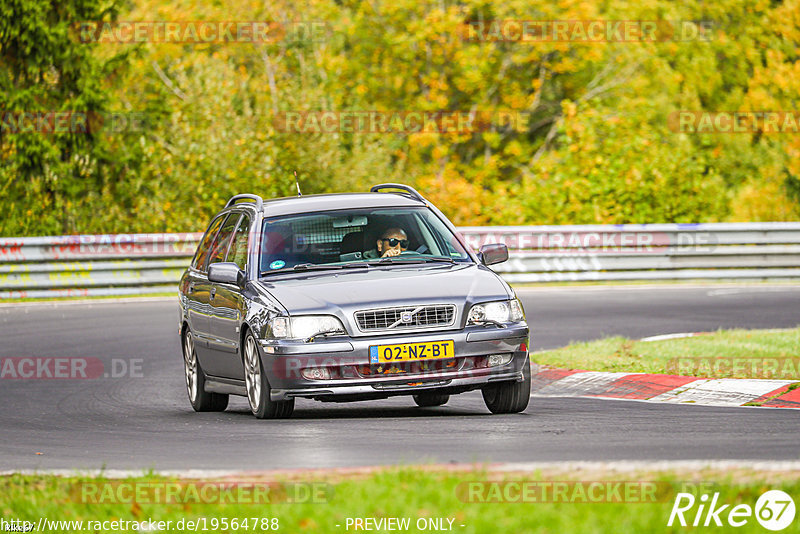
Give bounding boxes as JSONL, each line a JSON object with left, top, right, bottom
{"left": 400, "top": 311, "right": 415, "bottom": 323}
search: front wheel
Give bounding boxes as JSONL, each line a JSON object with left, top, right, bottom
{"left": 183, "top": 329, "right": 228, "bottom": 412}
{"left": 413, "top": 392, "right": 450, "bottom": 407}
{"left": 243, "top": 332, "right": 294, "bottom": 419}
{"left": 482, "top": 358, "right": 531, "bottom": 414}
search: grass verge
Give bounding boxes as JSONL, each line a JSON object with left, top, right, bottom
{"left": 1, "top": 467, "right": 798, "bottom": 533}
{"left": 532, "top": 327, "right": 800, "bottom": 379}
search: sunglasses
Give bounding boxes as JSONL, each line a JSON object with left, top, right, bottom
{"left": 380, "top": 238, "right": 409, "bottom": 248}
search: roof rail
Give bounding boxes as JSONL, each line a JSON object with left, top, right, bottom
{"left": 224, "top": 194, "right": 263, "bottom": 211}
{"left": 369, "top": 183, "right": 425, "bottom": 203}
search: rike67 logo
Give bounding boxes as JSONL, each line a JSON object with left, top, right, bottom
{"left": 668, "top": 490, "right": 795, "bottom": 531}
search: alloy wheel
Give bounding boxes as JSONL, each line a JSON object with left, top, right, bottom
{"left": 244, "top": 336, "right": 262, "bottom": 411}
{"left": 183, "top": 333, "right": 198, "bottom": 402}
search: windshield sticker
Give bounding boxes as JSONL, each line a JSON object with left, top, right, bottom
{"left": 269, "top": 260, "right": 286, "bottom": 270}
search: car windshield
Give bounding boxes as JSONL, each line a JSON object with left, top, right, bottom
{"left": 258, "top": 207, "right": 472, "bottom": 275}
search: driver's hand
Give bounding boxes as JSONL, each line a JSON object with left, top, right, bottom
{"left": 381, "top": 248, "right": 402, "bottom": 258}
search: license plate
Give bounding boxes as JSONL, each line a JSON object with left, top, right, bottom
{"left": 369, "top": 340, "right": 455, "bottom": 364}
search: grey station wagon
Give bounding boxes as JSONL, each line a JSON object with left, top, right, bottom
{"left": 179, "top": 184, "right": 531, "bottom": 418}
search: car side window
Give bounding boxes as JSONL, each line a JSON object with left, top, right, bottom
{"left": 226, "top": 214, "right": 251, "bottom": 271}
{"left": 206, "top": 213, "right": 241, "bottom": 269}
{"left": 192, "top": 215, "right": 225, "bottom": 271}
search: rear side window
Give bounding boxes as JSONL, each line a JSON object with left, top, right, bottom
{"left": 226, "top": 214, "right": 251, "bottom": 270}
{"left": 192, "top": 215, "right": 225, "bottom": 271}
{"left": 206, "top": 213, "right": 241, "bottom": 268}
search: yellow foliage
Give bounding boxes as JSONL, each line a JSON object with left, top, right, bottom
{"left": 729, "top": 179, "right": 798, "bottom": 222}
{"left": 417, "top": 171, "right": 489, "bottom": 226}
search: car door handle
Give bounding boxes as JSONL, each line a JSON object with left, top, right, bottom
{"left": 210, "top": 287, "right": 216, "bottom": 300}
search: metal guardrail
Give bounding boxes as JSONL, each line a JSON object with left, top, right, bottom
{"left": 0, "top": 233, "right": 202, "bottom": 299}
{"left": 460, "top": 222, "right": 800, "bottom": 283}
{"left": 1, "top": 223, "right": 799, "bottom": 299}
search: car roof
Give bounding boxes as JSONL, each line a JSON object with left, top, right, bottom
{"left": 228, "top": 192, "right": 426, "bottom": 218}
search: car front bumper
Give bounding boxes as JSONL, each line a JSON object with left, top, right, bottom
{"left": 258, "top": 323, "right": 529, "bottom": 401}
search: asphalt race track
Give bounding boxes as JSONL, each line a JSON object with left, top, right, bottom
{"left": 1, "top": 285, "right": 798, "bottom": 471}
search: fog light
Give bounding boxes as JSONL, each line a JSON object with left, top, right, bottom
{"left": 487, "top": 354, "right": 513, "bottom": 367}
{"left": 301, "top": 367, "right": 331, "bottom": 380}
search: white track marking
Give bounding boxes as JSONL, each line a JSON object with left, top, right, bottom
{"left": 533, "top": 371, "right": 640, "bottom": 396}
{"left": 639, "top": 332, "right": 701, "bottom": 342}
{"left": 648, "top": 378, "right": 795, "bottom": 406}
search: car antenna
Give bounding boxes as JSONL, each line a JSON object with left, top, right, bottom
{"left": 294, "top": 170, "right": 302, "bottom": 196}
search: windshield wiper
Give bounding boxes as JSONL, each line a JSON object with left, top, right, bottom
{"left": 367, "top": 256, "right": 456, "bottom": 265}
{"left": 293, "top": 263, "right": 369, "bottom": 271}
{"left": 368, "top": 257, "right": 426, "bottom": 265}
{"left": 260, "top": 263, "right": 368, "bottom": 276}
{"left": 305, "top": 328, "right": 346, "bottom": 342}
{"left": 472, "top": 319, "right": 507, "bottom": 329}
{"left": 418, "top": 256, "right": 456, "bottom": 263}
{"left": 293, "top": 263, "right": 341, "bottom": 271}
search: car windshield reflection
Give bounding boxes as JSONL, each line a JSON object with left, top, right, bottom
{"left": 258, "top": 207, "right": 472, "bottom": 276}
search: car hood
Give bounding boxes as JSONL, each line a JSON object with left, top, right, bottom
{"left": 255, "top": 264, "right": 511, "bottom": 335}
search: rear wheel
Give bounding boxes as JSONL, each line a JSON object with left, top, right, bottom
{"left": 183, "top": 329, "right": 228, "bottom": 412}
{"left": 413, "top": 392, "right": 450, "bottom": 407}
{"left": 482, "top": 358, "right": 531, "bottom": 414}
{"left": 243, "top": 332, "right": 294, "bottom": 419}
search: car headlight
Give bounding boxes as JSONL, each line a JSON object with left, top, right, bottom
{"left": 468, "top": 299, "right": 524, "bottom": 325}
{"left": 269, "top": 315, "right": 346, "bottom": 340}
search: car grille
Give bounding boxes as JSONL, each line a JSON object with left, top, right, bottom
{"left": 355, "top": 305, "right": 456, "bottom": 331}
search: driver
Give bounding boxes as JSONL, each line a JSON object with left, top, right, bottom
{"left": 364, "top": 227, "right": 409, "bottom": 258}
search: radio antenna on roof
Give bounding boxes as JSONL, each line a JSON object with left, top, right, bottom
{"left": 294, "top": 170, "right": 302, "bottom": 196}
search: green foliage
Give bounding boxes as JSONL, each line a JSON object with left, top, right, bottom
{"left": 2, "top": 0, "right": 799, "bottom": 235}
{"left": 0, "top": 0, "right": 134, "bottom": 235}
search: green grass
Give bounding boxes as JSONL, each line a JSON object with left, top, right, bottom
{"left": 2, "top": 468, "right": 798, "bottom": 533}
{"left": 533, "top": 327, "right": 800, "bottom": 378}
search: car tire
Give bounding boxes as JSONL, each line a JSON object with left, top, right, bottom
{"left": 413, "top": 392, "right": 450, "bottom": 407}
{"left": 481, "top": 358, "right": 531, "bottom": 414}
{"left": 183, "top": 329, "right": 229, "bottom": 412}
{"left": 243, "top": 332, "right": 294, "bottom": 419}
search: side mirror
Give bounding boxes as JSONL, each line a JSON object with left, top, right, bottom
{"left": 208, "top": 262, "right": 246, "bottom": 287}
{"left": 478, "top": 243, "right": 509, "bottom": 266}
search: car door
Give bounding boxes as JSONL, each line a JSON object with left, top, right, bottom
{"left": 206, "top": 212, "right": 252, "bottom": 380}
{"left": 204, "top": 212, "right": 246, "bottom": 378}
{"left": 192, "top": 212, "right": 239, "bottom": 377}
{"left": 185, "top": 214, "right": 225, "bottom": 364}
